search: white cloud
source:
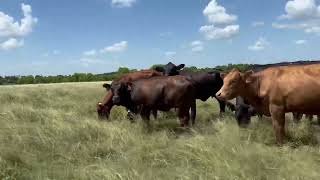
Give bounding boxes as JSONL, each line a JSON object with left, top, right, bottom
{"left": 280, "top": 0, "right": 319, "bottom": 20}
{"left": 165, "top": 51, "right": 176, "bottom": 58}
{"left": 203, "top": 0, "right": 237, "bottom": 25}
{"left": 200, "top": 0, "right": 239, "bottom": 41}
{"left": 248, "top": 37, "right": 269, "bottom": 51}
{"left": 274, "top": 0, "right": 320, "bottom": 36}
{"left": 305, "top": 26, "right": 320, "bottom": 34}
{"left": 190, "top": 40, "right": 204, "bottom": 52}
{"left": 252, "top": 21, "right": 265, "bottom": 27}
{"left": 295, "top": 39, "right": 307, "bottom": 45}
{"left": 83, "top": 49, "right": 97, "bottom": 56}
{"left": 199, "top": 25, "right": 239, "bottom": 40}
{"left": 111, "top": 0, "right": 136, "bottom": 8}
{"left": 0, "top": 3, "right": 38, "bottom": 37}
{"left": 101, "top": 41, "right": 128, "bottom": 53}
{"left": 0, "top": 38, "right": 24, "bottom": 50}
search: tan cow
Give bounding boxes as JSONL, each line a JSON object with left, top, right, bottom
{"left": 216, "top": 64, "right": 320, "bottom": 144}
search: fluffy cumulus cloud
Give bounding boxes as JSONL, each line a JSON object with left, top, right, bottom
{"left": 0, "top": 3, "right": 38, "bottom": 37}
{"left": 200, "top": 0, "right": 239, "bottom": 40}
{"left": 248, "top": 37, "right": 269, "bottom": 51}
{"left": 0, "top": 38, "right": 24, "bottom": 50}
{"left": 200, "top": 25, "right": 239, "bottom": 40}
{"left": 203, "top": 0, "right": 237, "bottom": 25}
{"left": 295, "top": 39, "right": 307, "bottom": 45}
{"left": 190, "top": 40, "right": 204, "bottom": 52}
{"left": 0, "top": 3, "right": 37, "bottom": 50}
{"left": 280, "top": 0, "right": 320, "bottom": 20}
{"left": 101, "top": 41, "right": 128, "bottom": 53}
{"left": 274, "top": 0, "right": 320, "bottom": 35}
{"left": 111, "top": 0, "right": 136, "bottom": 8}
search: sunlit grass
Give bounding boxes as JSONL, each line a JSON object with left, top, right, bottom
{"left": 0, "top": 82, "right": 320, "bottom": 180}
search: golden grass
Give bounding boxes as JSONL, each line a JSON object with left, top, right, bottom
{"left": 0, "top": 82, "right": 320, "bottom": 180}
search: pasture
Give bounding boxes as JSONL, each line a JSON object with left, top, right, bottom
{"left": 0, "top": 82, "right": 320, "bottom": 180}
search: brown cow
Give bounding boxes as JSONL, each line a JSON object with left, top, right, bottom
{"left": 216, "top": 64, "right": 320, "bottom": 144}
{"left": 97, "top": 69, "right": 162, "bottom": 119}
{"left": 109, "top": 75, "right": 197, "bottom": 127}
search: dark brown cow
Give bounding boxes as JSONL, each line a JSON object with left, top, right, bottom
{"left": 110, "top": 75, "right": 197, "bottom": 127}
{"left": 97, "top": 70, "right": 162, "bottom": 119}
{"left": 216, "top": 64, "right": 320, "bottom": 144}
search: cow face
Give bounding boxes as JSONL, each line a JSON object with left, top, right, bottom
{"left": 110, "top": 82, "right": 131, "bottom": 105}
{"left": 216, "top": 69, "right": 252, "bottom": 100}
{"left": 235, "top": 104, "right": 251, "bottom": 127}
{"left": 96, "top": 102, "right": 110, "bottom": 119}
{"left": 156, "top": 62, "right": 185, "bottom": 76}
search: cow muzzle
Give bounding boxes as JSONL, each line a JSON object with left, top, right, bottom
{"left": 112, "top": 96, "right": 121, "bottom": 105}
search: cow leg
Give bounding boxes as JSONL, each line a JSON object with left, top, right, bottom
{"left": 305, "top": 114, "right": 313, "bottom": 121}
{"left": 292, "top": 112, "right": 302, "bottom": 123}
{"left": 140, "top": 107, "right": 151, "bottom": 127}
{"left": 190, "top": 100, "right": 196, "bottom": 126}
{"left": 152, "top": 109, "right": 158, "bottom": 119}
{"left": 178, "top": 107, "right": 190, "bottom": 127}
{"left": 270, "top": 104, "right": 286, "bottom": 145}
{"left": 317, "top": 115, "right": 320, "bottom": 125}
{"left": 216, "top": 98, "right": 226, "bottom": 115}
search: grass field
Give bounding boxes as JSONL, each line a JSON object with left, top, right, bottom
{"left": 1, "top": 82, "right": 320, "bottom": 180}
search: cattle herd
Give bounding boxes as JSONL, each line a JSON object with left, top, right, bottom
{"left": 97, "top": 61, "right": 320, "bottom": 144}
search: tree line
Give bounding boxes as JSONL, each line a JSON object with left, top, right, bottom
{"left": 0, "top": 64, "right": 253, "bottom": 85}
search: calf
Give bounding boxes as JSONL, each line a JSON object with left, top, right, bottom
{"left": 110, "top": 75, "right": 197, "bottom": 127}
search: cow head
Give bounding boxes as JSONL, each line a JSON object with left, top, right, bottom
{"left": 235, "top": 104, "right": 252, "bottom": 127}
{"left": 216, "top": 69, "right": 254, "bottom": 100}
{"left": 155, "top": 62, "right": 185, "bottom": 76}
{"left": 96, "top": 102, "right": 110, "bottom": 119}
{"left": 96, "top": 83, "right": 113, "bottom": 119}
{"left": 110, "top": 82, "right": 132, "bottom": 105}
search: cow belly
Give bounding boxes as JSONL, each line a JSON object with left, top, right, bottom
{"left": 285, "top": 89, "right": 320, "bottom": 113}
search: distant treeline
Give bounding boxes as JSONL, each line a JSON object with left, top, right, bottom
{"left": 1, "top": 61, "right": 317, "bottom": 85}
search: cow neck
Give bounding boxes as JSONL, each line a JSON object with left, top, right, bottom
{"left": 101, "top": 91, "right": 114, "bottom": 107}
{"left": 240, "top": 74, "right": 261, "bottom": 107}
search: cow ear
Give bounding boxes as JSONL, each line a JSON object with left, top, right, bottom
{"left": 220, "top": 73, "right": 226, "bottom": 79}
{"left": 155, "top": 66, "right": 164, "bottom": 72}
{"left": 176, "top": 64, "right": 185, "bottom": 70}
{"left": 103, "top": 83, "right": 111, "bottom": 91}
{"left": 243, "top": 70, "right": 254, "bottom": 83}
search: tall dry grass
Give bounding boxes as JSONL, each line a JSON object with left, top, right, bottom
{"left": 0, "top": 82, "right": 320, "bottom": 180}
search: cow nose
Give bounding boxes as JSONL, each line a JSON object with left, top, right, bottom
{"left": 216, "top": 92, "right": 221, "bottom": 97}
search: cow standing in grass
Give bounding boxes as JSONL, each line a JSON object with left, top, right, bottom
{"left": 155, "top": 62, "right": 226, "bottom": 122}
{"left": 216, "top": 64, "right": 320, "bottom": 144}
{"left": 109, "top": 75, "right": 197, "bottom": 127}
{"left": 97, "top": 69, "right": 162, "bottom": 120}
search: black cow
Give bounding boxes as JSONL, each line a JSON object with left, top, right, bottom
{"left": 155, "top": 62, "right": 226, "bottom": 115}
{"left": 110, "top": 75, "right": 197, "bottom": 127}
{"left": 227, "top": 96, "right": 263, "bottom": 126}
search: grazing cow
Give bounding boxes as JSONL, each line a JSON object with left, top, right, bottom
{"left": 110, "top": 75, "right": 197, "bottom": 127}
{"left": 226, "top": 96, "right": 263, "bottom": 127}
{"left": 216, "top": 64, "right": 320, "bottom": 144}
{"left": 155, "top": 62, "right": 226, "bottom": 115}
{"left": 97, "top": 70, "right": 162, "bottom": 119}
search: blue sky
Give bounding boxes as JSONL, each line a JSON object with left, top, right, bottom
{"left": 1, "top": 0, "right": 320, "bottom": 75}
